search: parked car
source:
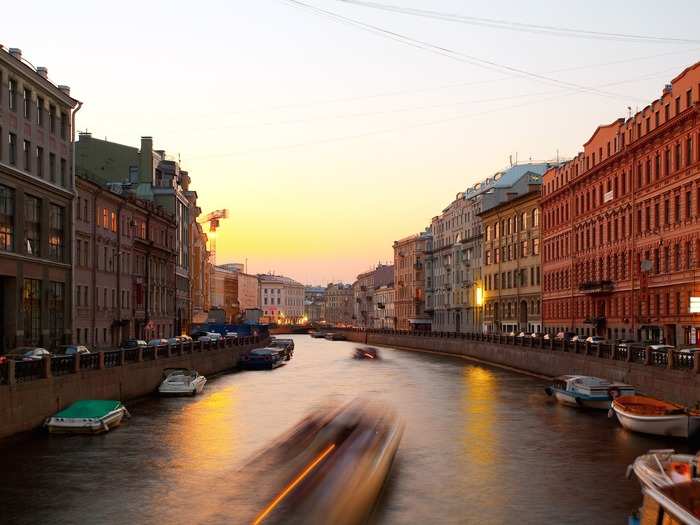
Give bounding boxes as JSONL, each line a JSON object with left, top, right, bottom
{"left": 190, "top": 330, "right": 213, "bottom": 343}
{"left": 121, "top": 339, "right": 147, "bottom": 350}
{"left": 7, "top": 347, "right": 51, "bottom": 361}
{"left": 56, "top": 345, "right": 91, "bottom": 356}
{"left": 570, "top": 335, "right": 584, "bottom": 343}
{"left": 225, "top": 331, "right": 238, "bottom": 338}
{"left": 179, "top": 335, "right": 193, "bottom": 343}
{"left": 646, "top": 344, "right": 675, "bottom": 353}
{"left": 207, "top": 332, "right": 222, "bottom": 341}
{"left": 530, "top": 332, "right": 545, "bottom": 338}
{"left": 584, "top": 336, "right": 607, "bottom": 345}
{"left": 505, "top": 331, "right": 517, "bottom": 337}
{"left": 148, "top": 338, "right": 169, "bottom": 347}
{"left": 167, "top": 337, "right": 181, "bottom": 346}
{"left": 555, "top": 331, "right": 577, "bottom": 341}
{"left": 516, "top": 332, "right": 528, "bottom": 338}
{"left": 678, "top": 346, "right": 700, "bottom": 354}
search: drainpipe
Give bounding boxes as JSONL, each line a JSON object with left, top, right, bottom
{"left": 70, "top": 101, "right": 82, "bottom": 345}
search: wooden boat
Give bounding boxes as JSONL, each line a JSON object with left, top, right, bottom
{"left": 611, "top": 396, "right": 700, "bottom": 438}
{"left": 544, "top": 375, "right": 635, "bottom": 409}
{"left": 629, "top": 450, "right": 697, "bottom": 489}
{"left": 631, "top": 480, "right": 700, "bottom": 524}
{"left": 45, "top": 400, "right": 129, "bottom": 434}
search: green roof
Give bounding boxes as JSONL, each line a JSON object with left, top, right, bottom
{"left": 54, "top": 400, "right": 123, "bottom": 419}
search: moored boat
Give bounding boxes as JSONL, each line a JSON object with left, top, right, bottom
{"left": 325, "top": 332, "right": 346, "bottom": 341}
{"left": 158, "top": 368, "right": 207, "bottom": 396}
{"left": 544, "top": 375, "right": 635, "bottom": 409}
{"left": 45, "top": 400, "right": 129, "bottom": 434}
{"left": 629, "top": 450, "right": 697, "bottom": 489}
{"left": 611, "top": 395, "right": 700, "bottom": 438}
{"left": 631, "top": 480, "right": 700, "bottom": 525}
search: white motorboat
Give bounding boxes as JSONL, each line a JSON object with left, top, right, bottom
{"left": 633, "top": 479, "right": 700, "bottom": 525}
{"left": 45, "top": 400, "right": 129, "bottom": 434}
{"left": 629, "top": 450, "right": 698, "bottom": 489}
{"left": 611, "top": 396, "right": 700, "bottom": 439}
{"left": 544, "top": 375, "right": 635, "bottom": 409}
{"left": 158, "top": 368, "right": 207, "bottom": 396}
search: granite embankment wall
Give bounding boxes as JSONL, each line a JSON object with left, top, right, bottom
{"left": 0, "top": 337, "right": 266, "bottom": 440}
{"left": 342, "top": 330, "right": 700, "bottom": 405}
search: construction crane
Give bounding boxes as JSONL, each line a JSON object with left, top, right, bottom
{"left": 197, "top": 209, "right": 229, "bottom": 265}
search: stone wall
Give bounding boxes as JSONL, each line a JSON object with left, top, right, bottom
{"left": 345, "top": 330, "right": 700, "bottom": 406}
{"left": 0, "top": 339, "right": 264, "bottom": 440}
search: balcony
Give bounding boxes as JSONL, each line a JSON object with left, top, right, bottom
{"left": 579, "top": 280, "right": 614, "bottom": 295}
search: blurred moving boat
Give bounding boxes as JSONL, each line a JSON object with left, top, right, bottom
{"left": 544, "top": 375, "right": 634, "bottom": 409}
{"left": 629, "top": 450, "right": 697, "bottom": 489}
{"left": 632, "top": 480, "right": 700, "bottom": 525}
{"left": 242, "top": 399, "right": 403, "bottom": 525}
{"left": 45, "top": 400, "right": 129, "bottom": 434}
{"left": 611, "top": 395, "right": 700, "bottom": 438}
{"left": 158, "top": 368, "right": 207, "bottom": 396}
{"left": 353, "top": 347, "right": 379, "bottom": 360}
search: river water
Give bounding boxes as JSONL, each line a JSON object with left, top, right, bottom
{"left": 0, "top": 335, "right": 693, "bottom": 524}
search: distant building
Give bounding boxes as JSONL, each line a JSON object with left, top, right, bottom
{"left": 325, "top": 283, "right": 353, "bottom": 325}
{"left": 353, "top": 264, "right": 394, "bottom": 328}
{"left": 393, "top": 232, "right": 430, "bottom": 331}
{"left": 237, "top": 272, "right": 259, "bottom": 312}
{"left": 373, "top": 284, "right": 395, "bottom": 329}
{"left": 211, "top": 265, "right": 239, "bottom": 323}
{"left": 304, "top": 285, "right": 326, "bottom": 323}
{"left": 0, "top": 47, "right": 80, "bottom": 351}
{"left": 258, "top": 274, "right": 304, "bottom": 323}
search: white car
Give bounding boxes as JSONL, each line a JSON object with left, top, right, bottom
{"left": 207, "top": 332, "right": 222, "bottom": 341}
{"left": 225, "top": 331, "right": 238, "bottom": 338}
{"left": 585, "top": 336, "right": 607, "bottom": 345}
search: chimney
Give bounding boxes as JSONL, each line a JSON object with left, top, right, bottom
{"left": 139, "top": 136, "right": 154, "bottom": 183}
{"left": 58, "top": 85, "right": 71, "bottom": 96}
{"left": 663, "top": 84, "right": 672, "bottom": 94}
{"left": 36, "top": 67, "right": 48, "bottom": 79}
{"left": 8, "top": 48, "right": 21, "bottom": 61}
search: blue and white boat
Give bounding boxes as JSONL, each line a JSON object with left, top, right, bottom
{"left": 545, "top": 375, "right": 635, "bottom": 409}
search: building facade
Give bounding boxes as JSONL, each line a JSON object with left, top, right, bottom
{"left": 0, "top": 47, "right": 79, "bottom": 352}
{"left": 393, "top": 232, "right": 429, "bottom": 331}
{"left": 353, "top": 264, "right": 394, "bottom": 328}
{"left": 75, "top": 177, "right": 176, "bottom": 346}
{"left": 481, "top": 190, "right": 542, "bottom": 333}
{"left": 211, "top": 265, "right": 239, "bottom": 323}
{"left": 324, "top": 283, "right": 353, "bottom": 325}
{"left": 258, "top": 274, "right": 305, "bottom": 324}
{"left": 542, "top": 62, "right": 700, "bottom": 345}
{"left": 304, "top": 286, "right": 326, "bottom": 323}
{"left": 372, "top": 284, "right": 395, "bottom": 329}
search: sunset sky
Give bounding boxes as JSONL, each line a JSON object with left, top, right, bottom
{"left": 6, "top": 1, "right": 700, "bottom": 283}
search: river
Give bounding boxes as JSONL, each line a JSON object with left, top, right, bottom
{"left": 0, "top": 335, "right": 692, "bottom": 524}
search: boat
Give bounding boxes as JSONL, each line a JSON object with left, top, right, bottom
{"left": 325, "top": 332, "right": 346, "bottom": 341}
{"left": 232, "top": 398, "right": 403, "bottom": 525}
{"left": 45, "top": 400, "right": 129, "bottom": 434}
{"left": 158, "top": 368, "right": 207, "bottom": 396}
{"left": 309, "top": 331, "right": 327, "bottom": 339}
{"left": 353, "top": 347, "right": 379, "bottom": 360}
{"left": 630, "top": 479, "right": 700, "bottom": 525}
{"left": 239, "top": 347, "right": 285, "bottom": 369}
{"left": 628, "top": 450, "right": 698, "bottom": 489}
{"left": 611, "top": 395, "right": 700, "bottom": 438}
{"left": 544, "top": 375, "right": 635, "bottom": 409}
{"left": 269, "top": 338, "right": 295, "bottom": 360}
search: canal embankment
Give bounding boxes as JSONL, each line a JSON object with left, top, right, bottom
{"left": 339, "top": 329, "right": 700, "bottom": 406}
{"left": 0, "top": 336, "right": 267, "bottom": 440}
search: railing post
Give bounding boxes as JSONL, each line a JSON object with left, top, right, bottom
{"left": 644, "top": 348, "right": 652, "bottom": 366}
{"left": 693, "top": 354, "right": 700, "bottom": 374}
{"left": 98, "top": 351, "right": 106, "bottom": 369}
{"left": 8, "top": 359, "right": 16, "bottom": 386}
{"left": 667, "top": 350, "right": 675, "bottom": 370}
{"left": 119, "top": 349, "right": 126, "bottom": 366}
{"left": 137, "top": 347, "right": 144, "bottom": 362}
{"left": 73, "top": 353, "right": 81, "bottom": 373}
{"left": 42, "top": 355, "right": 52, "bottom": 379}
{"left": 153, "top": 346, "right": 159, "bottom": 360}
{"left": 166, "top": 345, "right": 172, "bottom": 358}
{"left": 626, "top": 347, "right": 633, "bottom": 362}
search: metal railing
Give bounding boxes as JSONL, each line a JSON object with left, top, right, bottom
{"left": 336, "top": 327, "right": 700, "bottom": 373}
{"left": 2, "top": 335, "right": 264, "bottom": 385}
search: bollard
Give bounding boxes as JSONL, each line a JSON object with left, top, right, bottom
{"left": 137, "top": 347, "right": 143, "bottom": 362}
{"left": 73, "top": 353, "right": 81, "bottom": 373}
{"left": 153, "top": 346, "right": 159, "bottom": 360}
{"left": 7, "top": 359, "right": 16, "bottom": 386}
{"left": 626, "top": 346, "right": 633, "bottom": 362}
{"left": 42, "top": 355, "right": 52, "bottom": 378}
{"left": 98, "top": 351, "right": 105, "bottom": 369}
{"left": 667, "top": 350, "right": 675, "bottom": 370}
{"left": 644, "top": 348, "right": 652, "bottom": 366}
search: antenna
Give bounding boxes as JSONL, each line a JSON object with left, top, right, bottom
{"left": 556, "top": 149, "right": 560, "bottom": 163}
{"left": 509, "top": 154, "right": 513, "bottom": 167}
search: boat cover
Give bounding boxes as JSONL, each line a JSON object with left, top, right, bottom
{"left": 54, "top": 400, "right": 122, "bottom": 419}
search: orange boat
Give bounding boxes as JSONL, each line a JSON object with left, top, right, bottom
{"left": 611, "top": 396, "right": 700, "bottom": 438}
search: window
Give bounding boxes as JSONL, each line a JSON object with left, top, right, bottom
{"left": 665, "top": 104, "right": 670, "bottom": 121}
{"left": 59, "top": 158, "right": 66, "bottom": 186}
{"left": 36, "top": 96, "right": 44, "bottom": 127}
{"left": 36, "top": 146, "right": 44, "bottom": 178}
{"left": 0, "top": 185, "right": 15, "bottom": 251}
{"left": 8, "top": 78, "right": 17, "bottom": 111}
{"left": 110, "top": 212, "right": 117, "bottom": 232}
{"left": 23, "top": 279, "right": 41, "bottom": 345}
{"left": 23, "top": 88, "right": 33, "bottom": 120}
{"left": 675, "top": 143, "right": 681, "bottom": 171}
{"left": 688, "top": 89, "right": 693, "bottom": 109}
{"left": 60, "top": 112, "right": 67, "bottom": 140}
{"left": 687, "top": 136, "right": 693, "bottom": 167}
{"left": 676, "top": 97, "right": 681, "bottom": 115}
{"left": 102, "top": 208, "right": 108, "bottom": 229}
{"left": 49, "top": 104, "right": 56, "bottom": 133}
{"left": 48, "top": 204, "right": 65, "bottom": 262}
{"left": 23, "top": 140, "right": 31, "bottom": 172}
{"left": 49, "top": 153, "right": 56, "bottom": 183}
{"left": 533, "top": 238, "right": 540, "bottom": 255}
{"left": 24, "top": 195, "right": 40, "bottom": 256}
{"left": 48, "top": 282, "right": 65, "bottom": 347}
